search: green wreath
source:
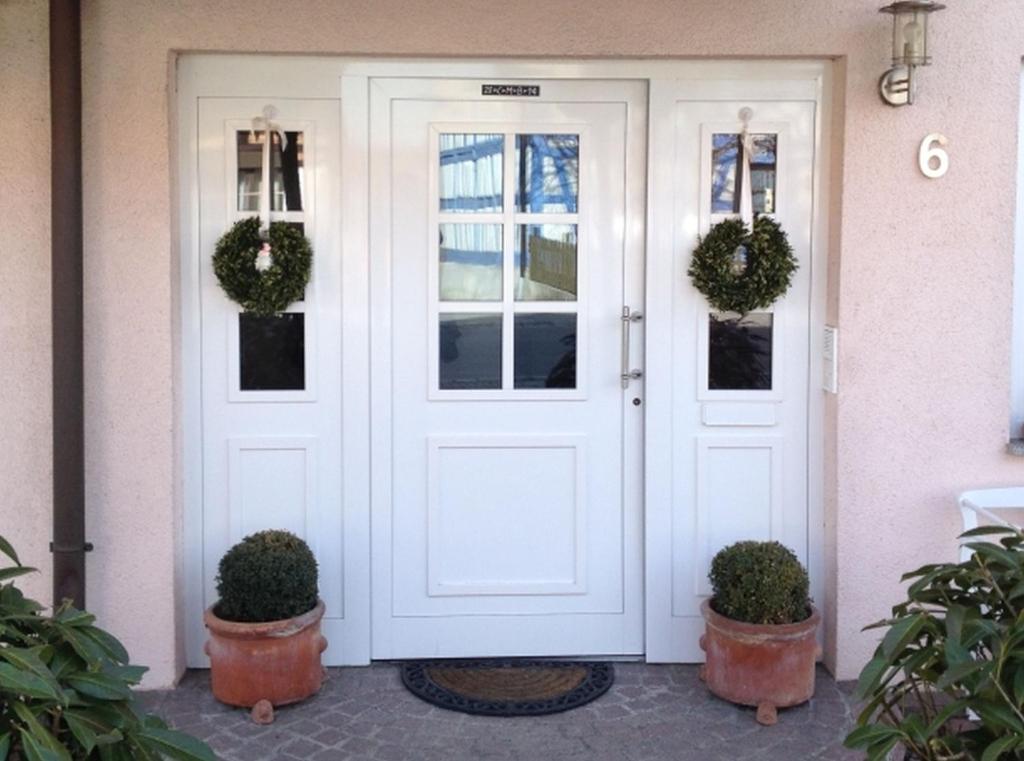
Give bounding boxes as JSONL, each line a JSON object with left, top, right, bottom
{"left": 212, "top": 217, "right": 312, "bottom": 316}
{"left": 688, "top": 216, "right": 797, "bottom": 314}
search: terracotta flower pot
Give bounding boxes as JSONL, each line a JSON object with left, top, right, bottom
{"left": 699, "top": 599, "right": 821, "bottom": 725}
{"left": 204, "top": 599, "right": 327, "bottom": 711}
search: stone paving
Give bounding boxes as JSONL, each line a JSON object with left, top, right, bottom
{"left": 140, "top": 664, "right": 861, "bottom": 760}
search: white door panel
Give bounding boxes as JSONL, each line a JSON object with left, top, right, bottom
{"left": 191, "top": 97, "right": 351, "bottom": 664}
{"left": 646, "top": 92, "right": 818, "bottom": 661}
{"left": 370, "top": 79, "right": 646, "bottom": 658}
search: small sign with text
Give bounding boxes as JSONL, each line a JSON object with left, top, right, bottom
{"left": 481, "top": 84, "right": 541, "bottom": 97}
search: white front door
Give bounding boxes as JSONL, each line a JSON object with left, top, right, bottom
{"left": 191, "top": 96, "right": 351, "bottom": 663}
{"left": 645, "top": 82, "right": 822, "bottom": 661}
{"left": 181, "top": 60, "right": 828, "bottom": 667}
{"left": 369, "top": 79, "right": 647, "bottom": 658}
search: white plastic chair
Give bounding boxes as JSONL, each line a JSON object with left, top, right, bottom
{"left": 958, "top": 487, "right": 1024, "bottom": 562}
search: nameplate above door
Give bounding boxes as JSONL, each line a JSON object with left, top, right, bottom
{"left": 481, "top": 84, "right": 541, "bottom": 97}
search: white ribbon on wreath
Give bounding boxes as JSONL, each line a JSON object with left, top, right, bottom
{"left": 250, "top": 105, "right": 288, "bottom": 273}
{"left": 738, "top": 107, "right": 756, "bottom": 228}
{"left": 731, "top": 106, "right": 757, "bottom": 276}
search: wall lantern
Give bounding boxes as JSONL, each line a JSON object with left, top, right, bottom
{"left": 878, "top": 0, "right": 945, "bottom": 107}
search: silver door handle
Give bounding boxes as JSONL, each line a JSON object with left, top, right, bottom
{"left": 621, "top": 306, "right": 643, "bottom": 389}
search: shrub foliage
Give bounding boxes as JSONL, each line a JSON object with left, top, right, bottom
{"left": 708, "top": 540, "right": 811, "bottom": 625}
{"left": 0, "top": 535, "right": 215, "bottom": 761}
{"left": 846, "top": 526, "right": 1024, "bottom": 761}
{"left": 212, "top": 217, "right": 312, "bottom": 316}
{"left": 688, "top": 216, "right": 798, "bottom": 315}
{"left": 215, "top": 530, "right": 318, "bottom": 623}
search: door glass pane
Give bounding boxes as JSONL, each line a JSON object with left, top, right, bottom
{"left": 236, "top": 130, "right": 304, "bottom": 212}
{"left": 708, "top": 312, "right": 773, "bottom": 391}
{"left": 440, "top": 134, "right": 504, "bottom": 213}
{"left": 515, "top": 134, "right": 579, "bottom": 213}
{"left": 711, "top": 133, "right": 777, "bottom": 215}
{"left": 273, "top": 131, "right": 304, "bottom": 212}
{"left": 514, "top": 224, "right": 577, "bottom": 301}
{"left": 239, "top": 313, "right": 305, "bottom": 391}
{"left": 514, "top": 313, "right": 576, "bottom": 389}
{"left": 439, "top": 313, "right": 502, "bottom": 389}
{"left": 439, "top": 224, "right": 503, "bottom": 301}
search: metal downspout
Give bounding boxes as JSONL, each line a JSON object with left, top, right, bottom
{"left": 50, "top": 0, "right": 89, "bottom": 609}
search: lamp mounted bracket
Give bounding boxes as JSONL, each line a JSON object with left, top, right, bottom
{"left": 880, "top": 64, "right": 915, "bottom": 107}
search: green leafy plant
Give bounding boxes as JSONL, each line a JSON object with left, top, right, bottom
{"left": 212, "top": 217, "right": 312, "bottom": 316}
{"left": 688, "top": 216, "right": 798, "bottom": 315}
{"left": 0, "top": 535, "right": 216, "bottom": 761}
{"left": 215, "top": 530, "right": 318, "bottom": 623}
{"left": 709, "top": 540, "right": 811, "bottom": 625}
{"left": 846, "top": 526, "right": 1024, "bottom": 761}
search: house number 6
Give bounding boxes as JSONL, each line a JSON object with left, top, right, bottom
{"left": 918, "top": 133, "right": 949, "bottom": 179}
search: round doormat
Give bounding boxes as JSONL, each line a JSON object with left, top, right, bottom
{"left": 400, "top": 660, "right": 614, "bottom": 716}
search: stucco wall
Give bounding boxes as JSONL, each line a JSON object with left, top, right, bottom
{"left": 2, "top": 0, "right": 1022, "bottom": 687}
{"left": 0, "top": 0, "right": 52, "bottom": 606}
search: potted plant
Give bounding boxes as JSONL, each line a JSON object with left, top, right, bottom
{"left": 699, "top": 540, "right": 820, "bottom": 725}
{"left": 204, "top": 529, "right": 327, "bottom": 723}
{"left": 846, "top": 526, "right": 1024, "bottom": 761}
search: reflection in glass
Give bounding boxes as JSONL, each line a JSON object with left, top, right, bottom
{"left": 514, "top": 314, "right": 576, "bottom": 389}
{"left": 237, "top": 131, "right": 305, "bottom": 212}
{"left": 439, "top": 224, "right": 503, "bottom": 301}
{"left": 239, "top": 313, "right": 305, "bottom": 391}
{"left": 515, "top": 134, "right": 579, "bottom": 213}
{"left": 440, "top": 134, "right": 504, "bottom": 213}
{"left": 514, "top": 224, "right": 577, "bottom": 301}
{"left": 708, "top": 312, "right": 773, "bottom": 391}
{"left": 711, "top": 133, "right": 777, "bottom": 215}
{"left": 439, "top": 313, "right": 502, "bottom": 389}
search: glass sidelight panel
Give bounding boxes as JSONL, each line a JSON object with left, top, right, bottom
{"left": 439, "top": 134, "right": 504, "bottom": 213}
{"left": 439, "top": 313, "right": 502, "bottom": 389}
{"left": 708, "top": 312, "right": 773, "bottom": 391}
{"left": 239, "top": 313, "right": 305, "bottom": 391}
{"left": 514, "top": 224, "right": 577, "bottom": 301}
{"left": 439, "top": 224, "right": 503, "bottom": 301}
{"left": 515, "top": 134, "right": 579, "bottom": 213}
{"left": 711, "top": 133, "right": 777, "bottom": 215}
{"left": 236, "top": 130, "right": 305, "bottom": 212}
{"left": 514, "top": 313, "right": 577, "bottom": 389}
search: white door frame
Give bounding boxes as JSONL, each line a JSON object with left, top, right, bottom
{"left": 177, "top": 58, "right": 372, "bottom": 667}
{"left": 179, "top": 55, "right": 831, "bottom": 667}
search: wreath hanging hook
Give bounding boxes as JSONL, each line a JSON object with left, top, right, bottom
{"left": 731, "top": 107, "right": 757, "bottom": 276}
{"left": 251, "top": 105, "right": 288, "bottom": 241}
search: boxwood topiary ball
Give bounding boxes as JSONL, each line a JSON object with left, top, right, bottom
{"left": 709, "top": 540, "right": 810, "bottom": 625}
{"left": 215, "top": 530, "right": 319, "bottom": 623}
